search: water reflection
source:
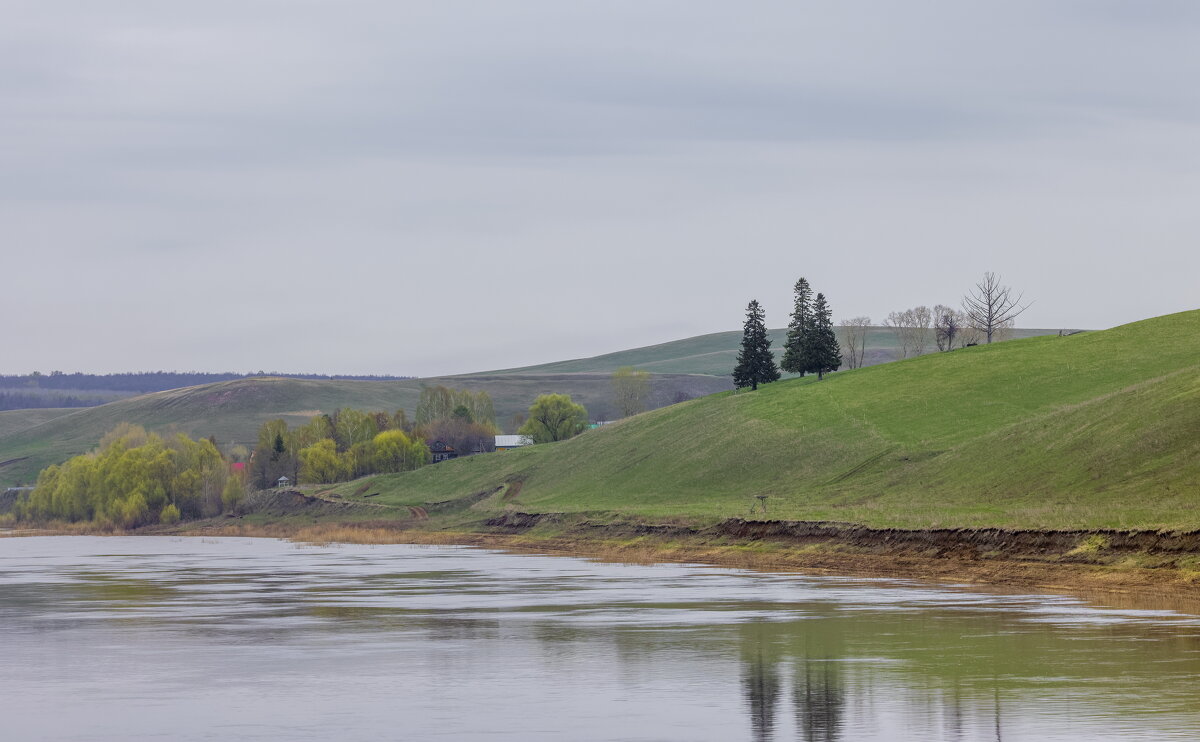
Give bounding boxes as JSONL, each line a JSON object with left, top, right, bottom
{"left": 2, "top": 537, "right": 1200, "bottom": 741}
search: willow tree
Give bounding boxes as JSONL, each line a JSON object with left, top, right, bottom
{"left": 518, "top": 394, "right": 589, "bottom": 443}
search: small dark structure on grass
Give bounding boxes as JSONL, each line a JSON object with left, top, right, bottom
{"left": 430, "top": 441, "right": 458, "bottom": 464}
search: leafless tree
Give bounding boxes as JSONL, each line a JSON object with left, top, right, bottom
{"left": 910, "top": 305, "right": 932, "bottom": 356}
{"left": 885, "top": 310, "right": 913, "bottom": 358}
{"left": 958, "top": 319, "right": 983, "bottom": 347}
{"left": 885, "top": 307, "right": 932, "bottom": 358}
{"left": 933, "top": 304, "right": 959, "bottom": 351}
{"left": 838, "top": 316, "right": 872, "bottom": 369}
{"left": 961, "top": 272, "right": 1030, "bottom": 343}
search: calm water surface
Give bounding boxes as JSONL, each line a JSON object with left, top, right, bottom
{"left": 2, "top": 536, "right": 1199, "bottom": 741}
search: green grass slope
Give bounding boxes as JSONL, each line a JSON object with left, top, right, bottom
{"left": 0, "top": 373, "right": 730, "bottom": 486}
{"left": 486, "top": 327, "right": 1066, "bottom": 376}
{"left": 0, "top": 408, "right": 75, "bottom": 438}
{"left": 330, "top": 311, "right": 1200, "bottom": 531}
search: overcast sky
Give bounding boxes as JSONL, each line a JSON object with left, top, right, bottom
{"left": 4, "top": 1, "right": 1198, "bottom": 376}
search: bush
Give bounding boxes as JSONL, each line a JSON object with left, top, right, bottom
{"left": 159, "top": 503, "right": 181, "bottom": 525}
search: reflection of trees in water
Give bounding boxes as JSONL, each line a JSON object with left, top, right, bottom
{"left": 739, "top": 619, "right": 847, "bottom": 742}
{"left": 742, "top": 627, "right": 782, "bottom": 741}
{"left": 743, "top": 645, "right": 782, "bottom": 741}
{"left": 794, "top": 658, "right": 843, "bottom": 742}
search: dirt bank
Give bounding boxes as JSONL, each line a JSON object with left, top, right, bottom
{"left": 169, "top": 513, "right": 1200, "bottom": 606}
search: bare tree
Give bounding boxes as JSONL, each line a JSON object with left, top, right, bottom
{"left": 885, "top": 310, "right": 913, "bottom": 359}
{"left": 933, "top": 304, "right": 959, "bottom": 351}
{"left": 910, "top": 305, "right": 932, "bottom": 356}
{"left": 886, "top": 307, "right": 932, "bottom": 358}
{"left": 838, "top": 316, "right": 872, "bottom": 369}
{"left": 961, "top": 272, "right": 1030, "bottom": 344}
{"left": 958, "top": 318, "right": 983, "bottom": 347}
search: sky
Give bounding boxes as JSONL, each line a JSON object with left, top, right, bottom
{"left": 4, "top": 1, "right": 1198, "bottom": 376}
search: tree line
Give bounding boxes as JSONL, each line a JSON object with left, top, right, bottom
{"left": 842, "top": 272, "right": 1031, "bottom": 367}
{"left": 734, "top": 277, "right": 841, "bottom": 390}
{"left": 733, "top": 272, "right": 1030, "bottom": 385}
{"left": 249, "top": 386, "right": 501, "bottom": 487}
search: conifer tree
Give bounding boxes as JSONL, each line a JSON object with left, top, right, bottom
{"left": 781, "top": 277, "right": 813, "bottom": 375}
{"left": 805, "top": 292, "right": 842, "bottom": 380}
{"left": 733, "top": 300, "right": 781, "bottom": 391}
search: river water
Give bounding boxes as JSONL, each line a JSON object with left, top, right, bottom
{"left": 1, "top": 537, "right": 1199, "bottom": 741}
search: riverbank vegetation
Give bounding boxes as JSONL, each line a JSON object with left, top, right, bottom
{"left": 13, "top": 424, "right": 236, "bottom": 527}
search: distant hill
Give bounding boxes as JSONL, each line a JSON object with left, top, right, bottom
{"left": 486, "top": 327, "right": 1068, "bottom": 377}
{"left": 0, "top": 373, "right": 729, "bottom": 486}
{"left": 0, "top": 371, "right": 416, "bottom": 411}
{"left": 328, "top": 311, "right": 1200, "bottom": 532}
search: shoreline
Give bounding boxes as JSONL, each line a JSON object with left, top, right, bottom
{"left": 179, "top": 518, "right": 1200, "bottom": 607}
{"left": 8, "top": 517, "right": 1200, "bottom": 609}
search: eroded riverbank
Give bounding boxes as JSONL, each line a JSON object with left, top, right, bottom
{"left": 166, "top": 515, "right": 1200, "bottom": 606}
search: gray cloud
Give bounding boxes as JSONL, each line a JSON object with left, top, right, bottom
{"left": 3, "top": 1, "right": 1198, "bottom": 375}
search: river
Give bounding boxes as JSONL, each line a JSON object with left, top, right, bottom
{"left": 1, "top": 536, "right": 1198, "bottom": 741}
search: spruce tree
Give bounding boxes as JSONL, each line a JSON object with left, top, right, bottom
{"left": 781, "top": 277, "right": 813, "bottom": 375}
{"left": 733, "top": 300, "right": 781, "bottom": 390}
{"left": 805, "top": 292, "right": 842, "bottom": 380}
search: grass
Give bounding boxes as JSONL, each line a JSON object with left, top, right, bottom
{"left": 322, "top": 310, "right": 1200, "bottom": 531}
{"left": 0, "top": 408, "right": 75, "bottom": 438}
{"left": 0, "top": 323, "right": 1063, "bottom": 486}
{"left": 483, "top": 326, "right": 1066, "bottom": 376}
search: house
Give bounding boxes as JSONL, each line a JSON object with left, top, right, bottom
{"left": 494, "top": 435, "right": 532, "bottom": 451}
{"left": 275, "top": 475, "right": 290, "bottom": 488}
{"left": 430, "top": 440, "right": 458, "bottom": 463}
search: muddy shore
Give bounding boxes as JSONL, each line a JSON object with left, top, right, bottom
{"left": 168, "top": 514, "right": 1200, "bottom": 606}
{"left": 8, "top": 506, "right": 1200, "bottom": 607}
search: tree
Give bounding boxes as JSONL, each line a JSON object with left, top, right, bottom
{"left": 884, "top": 306, "right": 933, "bottom": 358}
{"left": 298, "top": 439, "right": 350, "bottom": 484}
{"left": 837, "top": 316, "right": 871, "bottom": 369}
{"left": 518, "top": 394, "right": 589, "bottom": 443}
{"left": 611, "top": 367, "right": 650, "bottom": 418}
{"left": 909, "top": 305, "right": 932, "bottom": 356}
{"left": 805, "top": 293, "right": 842, "bottom": 380}
{"left": 961, "top": 272, "right": 1030, "bottom": 344}
{"left": 372, "top": 430, "right": 431, "bottom": 473}
{"left": 933, "top": 305, "right": 961, "bottom": 351}
{"left": 781, "top": 278, "right": 813, "bottom": 375}
{"left": 333, "top": 407, "right": 375, "bottom": 449}
{"left": 733, "top": 300, "right": 781, "bottom": 391}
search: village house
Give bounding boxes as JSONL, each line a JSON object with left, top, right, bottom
{"left": 429, "top": 440, "right": 458, "bottom": 463}
{"left": 494, "top": 435, "right": 532, "bottom": 451}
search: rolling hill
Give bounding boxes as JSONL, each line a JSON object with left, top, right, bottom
{"left": 0, "top": 373, "right": 728, "bottom": 486}
{"left": 0, "top": 323, "right": 1080, "bottom": 488}
{"left": 486, "top": 327, "right": 1067, "bottom": 376}
{"left": 324, "top": 310, "right": 1200, "bottom": 531}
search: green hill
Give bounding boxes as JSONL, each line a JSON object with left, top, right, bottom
{"left": 486, "top": 327, "right": 1067, "bottom": 376}
{"left": 0, "top": 373, "right": 729, "bottom": 487}
{"left": 326, "top": 311, "right": 1200, "bottom": 531}
{"left": 0, "top": 408, "right": 74, "bottom": 438}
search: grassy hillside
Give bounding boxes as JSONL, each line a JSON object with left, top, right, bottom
{"left": 0, "top": 373, "right": 729, "bottom": 486}
{"left": 486, "top": 327, "right": 1067, "bottom": 376}
{"left": 325, "top": 311, "right": 1200, "bottom": 531}
{"left": 0, "top": 408, "right": 75, "bottom": 438}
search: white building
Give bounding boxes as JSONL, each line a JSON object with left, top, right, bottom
{"left": 494, "top": 435, "right": 533, "bottom": 451}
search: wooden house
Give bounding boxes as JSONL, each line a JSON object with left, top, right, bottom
{"left": 430, "top": 440, "right": 458, "bottom": 463}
